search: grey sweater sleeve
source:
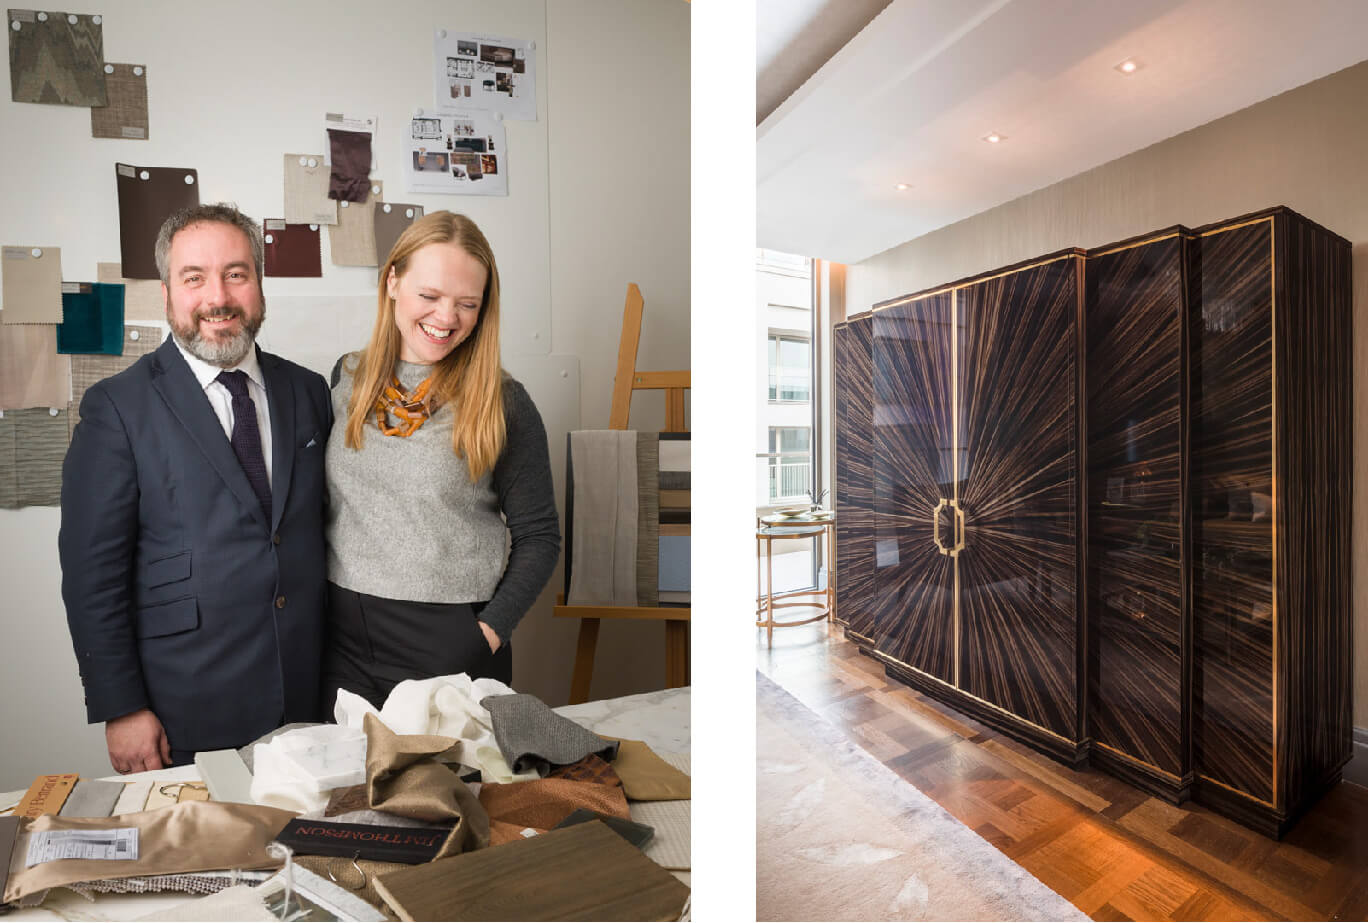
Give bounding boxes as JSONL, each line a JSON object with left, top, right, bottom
{"left": 480, "top": 379, "right": 562, "bottom": 642}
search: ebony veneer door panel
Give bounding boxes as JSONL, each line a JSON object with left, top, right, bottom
{"left": 1086, "top": 233, "right": 1191, "bottom": 786}
{"left": 957, "top": 256, "right": 1082, "bottom": 739}
{"left": 834, "top": 316, "right": 875, "bottom": 636}
{"left": 1190, "top": 218, "right": 1276, "bottom": 806}
{"left": 870, "top": 293, "right": 955, "bottom": 678}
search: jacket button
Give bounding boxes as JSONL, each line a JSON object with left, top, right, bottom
{"left": 275, "top": 596, "right": 286, "bottom": 609}
{"left": 272, "top": 533, "right": 281, "bottom": 545}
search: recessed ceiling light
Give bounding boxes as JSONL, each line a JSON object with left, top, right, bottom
{"left": 982, "top": 132, "right": 1005, "bottom": 144}
{"left": 1115, "top": 58, "right": 1141, "bottom": 75}
{"left": 894, "top": 183, "right": 910, "bottom": 191}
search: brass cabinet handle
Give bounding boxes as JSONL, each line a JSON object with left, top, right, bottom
{"left": 932, "top": 498, "right": 949, "bottom": 555}
{"left": 952, "top": 501, "right": 966, "bottom": 554}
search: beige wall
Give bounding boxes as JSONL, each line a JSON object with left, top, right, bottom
{"left": 847, "top": 59, "right": 1368, "bottom": 726}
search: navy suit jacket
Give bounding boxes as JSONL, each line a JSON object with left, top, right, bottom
{"left": 59, "top": 337, "right": 332, "bottom": 753}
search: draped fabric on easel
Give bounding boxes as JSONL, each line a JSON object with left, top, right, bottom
{"left": 566, "top": 430, "right": 638, "bottom": 606}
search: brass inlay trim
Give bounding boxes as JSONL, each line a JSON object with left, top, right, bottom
{"left": 1092, "top": 742, "right": 1181, "bottom": 781}
{"left": 867, "top": 647, "right": 1072, "bottom": 744}
{"left": 872, "top": 253, "right": 1079, "bottom": 313}
{"left": 952, "top": 287, "right": 961, "bottom": 688}
{"left": 1197, "top": 773, "right": 1277, "bottom": 809}
{"left": 1089, "top": 230, "right": 1182, "bottom": 259}
{"left": 1197, "top": 216, "right": 1274, "bottom": 237}
{"left": 1269, "top": 218, "right": 1279, "bottom": 808}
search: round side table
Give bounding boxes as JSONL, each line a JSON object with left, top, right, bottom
{"left": 756, "top": 516, "right": 835, "bottom": 648}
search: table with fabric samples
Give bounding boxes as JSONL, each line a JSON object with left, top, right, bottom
{"left": 0, "top": 684, "right": 691, "bottom": 921}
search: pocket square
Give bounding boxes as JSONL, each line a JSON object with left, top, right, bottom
{"left": 305, "top": 437, "right": 317, "bottom": 448}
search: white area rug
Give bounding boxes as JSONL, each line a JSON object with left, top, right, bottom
{"left": 756, "top": 672, "right": 1089, "bottom": 922}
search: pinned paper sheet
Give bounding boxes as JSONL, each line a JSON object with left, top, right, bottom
{"left": 373, "top": 203, "right": 424, "bottom": 266}
{"left": 0, "top": 312, "right": 70, "bottom": 409}
{"left": 57, "top": 283, "right": 125, "bottom": 355}
{"left": 116, "top": 163, "right": 201, "bottom": 279}
{"left": 8, "top": 9, "right": 106, "bottom": 106}
{"left": 283, "top": 154, "right": 337, "bottom": 226}
{"left": 1, "top": 246, "right": 63, "bottom": 324}
{"left": 433, "top": 30, "right": 536, "bottom": 121}
{"left": 404, "top": 113, "right": 507, "bottom": 197}
{"left": 96, "top": 263, "right": 163, "bottom": 321}
{"left": 327, "top": 180, "right": 383, "bottom": 267}
{"left": 90, "top": 63, "right": 149, "bottom": 140}
{"left": 262, "top": 220, "right": 322, "bottom": 277}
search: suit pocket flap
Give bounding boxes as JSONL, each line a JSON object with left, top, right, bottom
{"left": 144, "top": 551, "right": 191, "bottom": 588}
{"left": 135, "top": 596, "right": 199, "bottom": 639}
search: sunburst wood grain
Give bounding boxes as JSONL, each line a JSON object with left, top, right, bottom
{"left": 957, "top": 256, "right": 1083, "bottom": 740}
{"left": 1086, "top": 233, "right": 1191, "bottom": 785}
{"left": 1190, "top": 218, "right": 1276, "bottom": 806}
{"left": 870, "top": 294, "right": 956, "bottom": 678}
{"left": 834, "top": 317, "right": 874, "bottom": 634}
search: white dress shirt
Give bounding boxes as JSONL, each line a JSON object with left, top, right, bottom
{"left": 172, "top": 339, "right": 274, "bottom": 488}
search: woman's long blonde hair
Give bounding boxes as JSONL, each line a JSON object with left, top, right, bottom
{"left": 343, "top": 211, "right": 505, "bottom": 480}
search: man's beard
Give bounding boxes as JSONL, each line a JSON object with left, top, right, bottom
{"left": 166, "top": 302, "right": 265, "bottom": 368}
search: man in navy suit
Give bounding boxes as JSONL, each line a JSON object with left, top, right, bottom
{"left": 60, "top": 203, "right": 332, "bottom": 773}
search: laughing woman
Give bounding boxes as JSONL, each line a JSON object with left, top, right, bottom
{"left": 320, "top": 211, "right": 560, "bottom": 711}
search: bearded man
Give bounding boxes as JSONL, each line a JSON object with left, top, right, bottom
{"left": 59, "top": 203, "right": 332, "bottom": 772}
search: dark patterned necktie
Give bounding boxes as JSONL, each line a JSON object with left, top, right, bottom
{"left": 215, "top": 370, "right": 271, "bottom": 523}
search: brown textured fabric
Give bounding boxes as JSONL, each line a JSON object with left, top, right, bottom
{"left": 323, "top": 783, "right": 370, "bottom": 817}
{"left": 7, "top": 9, "right": 105, "bottom": 106}
{"left": 636, "top": 432, "right": 660, "bottom": 606}
{"left": 3, "top": 801, "right": 294, "bottom": 904}
{"left": 372, "top": 204, "right": 424, "bottom": 266}
{"left": 546, "top": 754, "right": 622, "bottom": 788}
{"left": 327, "top": 129, "right": 373, "bottom": 202}
{"left": 609, "top": 739, "right": 691, "bottom": 801}
{"left": 90, "top": 63, "right": 148, "bottom": 140}
{"left": 363, "top": 713, "right": 488, "bottom": 859}
{"left": 115, "top": 164, "right": 200, "bottom": 279}
{"left": 478, "top": 778, "right": 630, "bottom": 846}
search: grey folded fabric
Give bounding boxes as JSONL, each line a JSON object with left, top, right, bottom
{"left": 57, "top": 779, "right": 125, "bottom": 817}
{"left": 481, "top": 693, "right": 619, "bottom": 777}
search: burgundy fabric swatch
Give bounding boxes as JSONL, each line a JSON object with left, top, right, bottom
{"left": 327, "top": 129, "right": 373, "bottom": 203}
{"left": 115, "top": 163, "right": 200, "bottom": 279}
{"left": 262, "top": 221, "right": 322, "bottom": 278}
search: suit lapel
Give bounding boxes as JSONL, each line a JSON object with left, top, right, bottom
{"left": 150, "top": 338, "right": 269, "bottom": 531}
{"left": 260, "top": 349, "right": 296, "bottom": 533}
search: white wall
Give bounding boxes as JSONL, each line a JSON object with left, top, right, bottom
{"left": 0, "top": 0, "right": 688, "bottom": 786}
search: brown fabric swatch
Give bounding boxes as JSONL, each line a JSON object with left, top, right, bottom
{"left": 282, "top": 154, "right": 337, "bottom": 226}
{"left": 478, "top": 778, "right": 630, "bottom": 846}
{"left": 1, "top": 245, "right": 62, "bottom": 323}
{"left": 7, "top": 9, "right": 105, "bottom": 106}
{"left": 262, "top": 221, "right": 321, "bottom": 278}
{"left": 3, "top": 801, "right": 294, "bottom": 904}
{"left": 90, "top": 63, "right": 148, "bottom": 140}
{"left": 327, "top": 180, "right": 382, "bottom": 267}
{"left": 608, "top": 739, "right": 691, "bottom": 801}
{"left": 372, "top": 203, "right": 424, "bottom": 267}
{"left": 326, "top": 129, "right": 372, "bottom": 203}
{"left": 96, "top": 263, "right": 162, "bottom": 321}
{"left": 322, "top": 783, "right": 370, "bottom": 818}
{"left": 636, "top": 432, "right": 660, "bottom": 606}
{"left": 363, "top": 712, "right": 488, "bottom": 859}
{"left": 115, "top": 163, "right": 200, "bottom": 279}
{"left": 69, "top": 325, "right": 159, "bottom": 431}
{"left": 0, "top": 312, "right": 69, "bottom": 409}
{"left": 546, "top": 754, "right": 622, "bottom": 788}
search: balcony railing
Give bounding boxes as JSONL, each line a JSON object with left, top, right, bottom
{"left": 761, "top": 453, "right": 811, "bottom": 503}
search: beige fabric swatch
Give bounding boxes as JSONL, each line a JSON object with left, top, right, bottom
{"left": 90, "top": 63, "right": 149, "bottom": 140}
{"left": 69, "top": 325, "right": 160, "bottom": 431}
{"left": 283, "top": 154, "right": 338, "bottom": 226}
{"left": 327, "top": 180, "right": 383, "bottom": 266}
{"left": 0, "top": 312, "right": 70, "bottom": 409}
{"left": 97, "top": 263, "right": 163, "bottom": 321}
{"left": 0, "top": 407, "right": 68, "bottom": 508}
{"left": 608, "top": 739, "right": 690, "bottom": 801}
{"left": 1, "top": 246, "right": 62, "bottom": 323}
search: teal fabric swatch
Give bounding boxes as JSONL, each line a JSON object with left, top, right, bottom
{"left": 57, "top": 283, "right": 125, "bottom": 355}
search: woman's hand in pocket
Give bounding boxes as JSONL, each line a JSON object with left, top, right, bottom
{"left": 478, "top": 620, "right": 501, "bottom": 653}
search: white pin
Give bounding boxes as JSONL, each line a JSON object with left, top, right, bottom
{"left": 139, "top": 170, "right": 150, "bottom": 180}
{"left": 382, "top": 204, "right": 392, "bottom": 213}
{"left": 92, "top": 14, "right": 100, "bottom": 24}
{"left": 36, "top": 11, "right": 47, "bottom": 21}
{"left": 67, "top": 14, "right": 76, "bottom": 24}
{"left": 309, "top": 224, "right": 318, "bottom": 231}
{"left": 437, "top": 29, "right": 446, "bottom": 38}
{"left": 560, "top": 370, "right": 568, "bottom": 378}
{"left": 132, "top": 66, "right": 143, "bottom": 77}
{"left": 104, "top": 64, "right": 113, "bottom": 74}
{"left": 49, "top": 408, "right": 59, "bottom": 417}
{"left": 494, "top": 112, "right": 504, "bottom": 122}
{"left": 11, "top": 21, "right": 20, "bottom": 31}
{"left": 298, "top": 156, "right": 308, "bottom": 167}
{"left": 307, "top": 158, "right": 317, "bottom": 168}
{"left": 532, "top": 331, "right": 539, "bottom": 339}
{"left": 528, "top": 40, "right": 536, "bottom": 50}
{"left": 129, "top": 329, "right": 139, "bottom": 341}
{"left": 264, "top": 234, "right": 274, "bottom": 244}
{"left": 30, "top": 248, "right": 42, "bottom": 258}
{"left": 404, "top": 208, "right": 414, "bottom": 219}
{"left": 340, "top": 201, "right": 349, "bottom": 209}
{"left": 184, "top": 174, "right": 194, "bottom": 184}
{"left": 371, "top": 184, "right": 380, "bottom": 195}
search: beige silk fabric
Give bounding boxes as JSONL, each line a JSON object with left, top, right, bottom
{"left": 3, "top": 801, "right": 294, "bottom": 904}
{"left": 1, "top": 246, "right": 62, "bottom": 324}
{"left": 0, "top": 313, "right": 69, "bottom": 409}
{"left": 609, "top": 738, "right": 691, "bottom": 801}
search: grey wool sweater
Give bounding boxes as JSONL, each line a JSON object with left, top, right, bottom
{"left": 325, "top": 356, "right": 561, "bottom": 642}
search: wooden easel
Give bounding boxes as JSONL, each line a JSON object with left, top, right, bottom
{"left": 553, "top": 283, "right": 690, "bottom": 704}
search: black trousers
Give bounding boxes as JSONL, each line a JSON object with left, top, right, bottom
{"left": 320, "top": 582, "right": 512, "bottom": 714}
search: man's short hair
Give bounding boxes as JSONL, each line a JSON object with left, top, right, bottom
{"left": 154, "top": 203, "right": 265, "bottom": 287}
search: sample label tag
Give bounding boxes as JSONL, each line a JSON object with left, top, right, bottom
{"left": 26, "top": 828, "right": 139, "bottom": 866}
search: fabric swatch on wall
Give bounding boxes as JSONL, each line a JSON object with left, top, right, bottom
{"left": 7, "top": 9, "right": 105, "bottom": 106}
{"left": 116, "top": 163, "right": 200, "bottom": 279}
{"left": 326, "top": 129, "right": 372, "bottom": 202}
{"left": 373, "top": 203, "right": 424, "bottom": 266}
{"left": 327, "top": 180, "right": 382, "bottom": 267}
{"left": 56, "top": 283, "right": 124, "bottom": 354}
{"left": 90, "top": 62, "right": 149, "bottom": 140}
{"left": 1, "top": 245, "right": 63, "bottom": 323}
{"left": 69, "top": 325, "right": 159, "bottom": 431}
{"left": 282, "top": 154, "right": 337, "bottom": 226}
{"left": 0, "top": 311, "right": 70, "bottom": 409}
{"left": 0, "top": 407, "right": 69, "bottom": 507}
{"left": 263, "top": 220, "right": 322, "bottom": 277}
{"left": 97, "top": 262, "right": 163, "bottom": 321}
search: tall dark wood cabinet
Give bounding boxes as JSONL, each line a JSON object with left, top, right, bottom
{"left": 832, "top": 206, "right": 1352, "bottom": 837}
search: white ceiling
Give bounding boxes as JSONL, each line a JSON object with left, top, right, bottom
{"left": 756, "top": 0, "right": 1368, "bottom": 265}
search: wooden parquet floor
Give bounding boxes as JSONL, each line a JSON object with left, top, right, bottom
{"left": 757, "top": 620, "right": 1368, "bottom": 922}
